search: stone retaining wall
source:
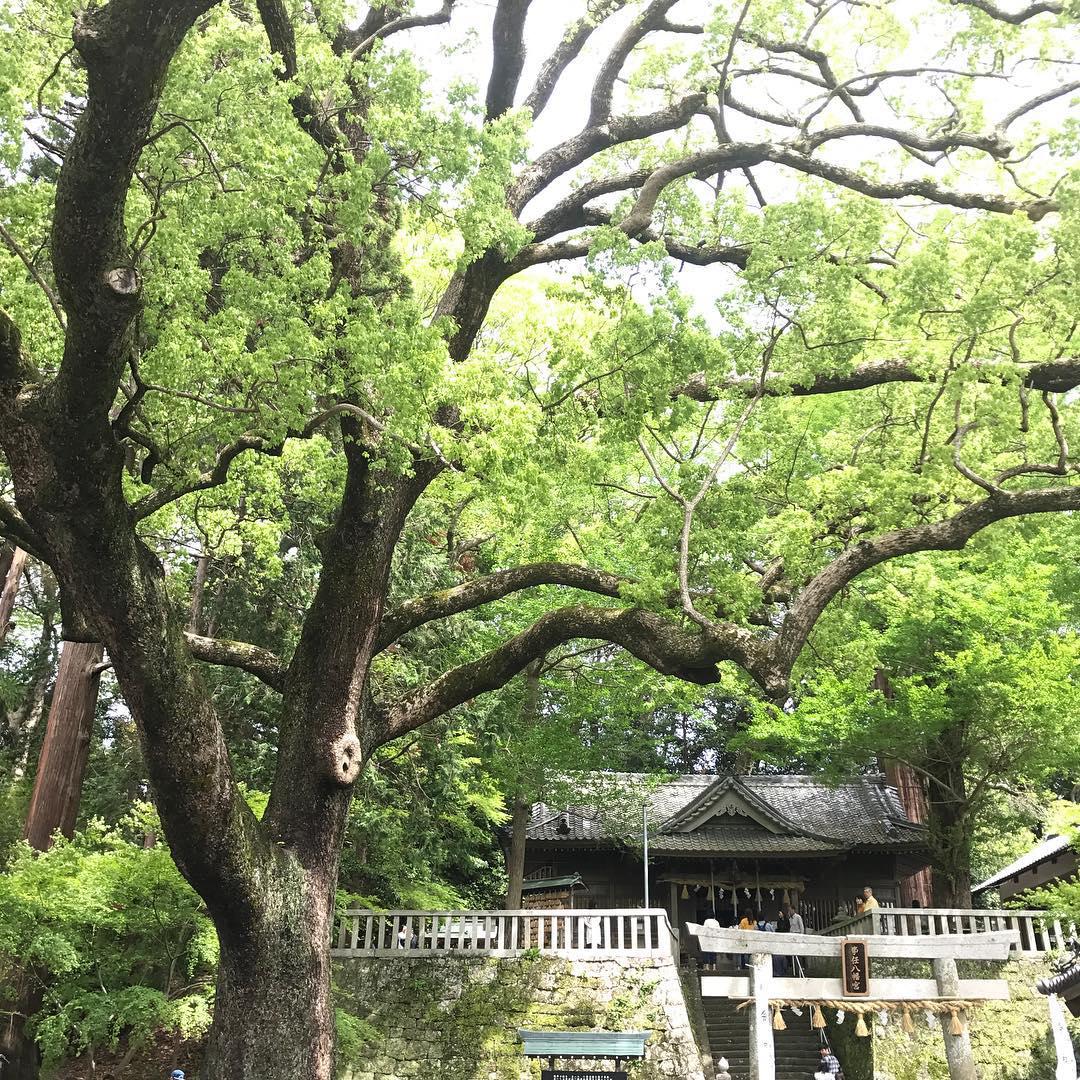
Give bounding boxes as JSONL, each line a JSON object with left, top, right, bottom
{"left": 333, "top": 953, "right": 709, "bottom": 1080}
{"left": 872, "top": 957, "right": 1080, "bottom": 1080}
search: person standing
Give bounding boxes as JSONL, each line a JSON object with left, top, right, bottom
{"left": 786, "top": 904, "right": 804, "bottom": 935}
{"left": 738, "top": 910, "right": 758, "bottom": 969}
{"left": 773, "top": 908, "right": 790, "bottom": 974}
{"left": 701, "top": 910, "right": 721, "bottom": 970}
{"left": 785, "top": 904, "right": 805, "bottom": 976}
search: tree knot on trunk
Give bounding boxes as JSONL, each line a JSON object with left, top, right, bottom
{"left": 329, "top": 731, "right": 362, "bottom": 785}
{"left": 103, "top": 267, "right": 141, "bottom": 297}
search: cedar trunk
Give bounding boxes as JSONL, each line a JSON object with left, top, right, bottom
{"left": 23, "top": 641, "right": 105, "bottom": 850}
{"left": 505, "top": 795, "right": 530, "bottom": 909}
{"left": 926, "top": 726, "right": 974, "bottom": 908}
{"left": 1, "top": 641, "right": 106, "bottom": 1080}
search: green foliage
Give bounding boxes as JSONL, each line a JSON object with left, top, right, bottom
{"left": 738, "top": 534, "right": 1080, "bottom": 893}
{"left": 0, "top": 810, "right": 215, "bottom": 1063}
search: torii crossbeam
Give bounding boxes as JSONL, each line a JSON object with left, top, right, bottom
{"left": 688, "top": 924, "right": 1018, "bottom": 1080}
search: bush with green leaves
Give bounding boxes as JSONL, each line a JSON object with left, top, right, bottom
{"left": 0, "top": 804, "right": 216, "bottom": 1064}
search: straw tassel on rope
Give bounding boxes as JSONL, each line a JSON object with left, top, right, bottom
{"left": 772, "top": 1006, "right": 787, "bottom": 1031}
{"left": 812, "top": 1004, "right": 827, "bottom": 1029}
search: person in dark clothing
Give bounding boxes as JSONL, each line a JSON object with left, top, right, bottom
{"left": 772, "top": 908, "right": 790, "bottom": 974}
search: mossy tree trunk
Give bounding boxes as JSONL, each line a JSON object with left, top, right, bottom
{"left": 1, "top": 4, "right": 1080, "bottom": 1078}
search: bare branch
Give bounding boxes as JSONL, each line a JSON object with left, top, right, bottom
{"left": 949, "top": 0, "right": 1063, "bottom": 23}
{"left": 950, "top": 421, "right": 1003, "bottom": 494}
{"left": 998, "top": 80, "right": 1080, "bottom": 132}
{"left": 675, "top": 357, "right": 1080, "bottom": 401}
{"left": 0, "top": 222, "right": 66, "bottom": 329}
{"left": 379, "top": 603, "right": 766, "bottom": 742}
{"left": 712, "top": 0, "right": 754, "bottom": 142}
{"left": 185, "top": 632, "right": 286, "bottom": 692}
{"left": 349, "top": 0, "right": 456, "bottom": 60}
{"left": 522, "top": 4, "right": 626, "bottom": 119}
{"left": 589, "top": 0, "right": 682, "bottom": 127}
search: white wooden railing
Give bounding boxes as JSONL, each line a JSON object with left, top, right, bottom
{"left": 332, "top": 908, "right": 678, "bottom": 958}
{"left": 821, "top": 907, "right": 1075, "bottom": 956}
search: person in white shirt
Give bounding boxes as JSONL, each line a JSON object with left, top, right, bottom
{"left": 786, "top": 904, "right": 805, "bottom": 935}
{"left": 785, "top": 904, "right": 805, "bottom": 975}
{"left": 701, "top": 911, "right": 722, "bottom": 971}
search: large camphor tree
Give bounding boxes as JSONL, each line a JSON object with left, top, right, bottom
{"left": 1, "top": 0, "right": 1079, "bottom": 1075}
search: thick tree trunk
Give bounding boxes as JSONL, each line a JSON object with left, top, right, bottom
{"left": 505, "top": 795, "right": 530, "bottom": 909}
{"left": 882, "top": 759, "right": 934, "bottom": 907}
{"left": 925, "top": 726, "right": 974, "bottom": 908}
{"left": 504, "top": 661, "right": 542, "bottom": 909}
{"left": 23, "top": 640, "right": 105, "bottom": 850}
{"left": 0, "top": 544, "right": 28, "bottom": 643}
{"left": 203, "top": 874, "right": 337, "bottom": 1079}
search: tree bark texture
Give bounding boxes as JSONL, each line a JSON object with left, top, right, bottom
{"left": 926, "top": 727, "right": 974, "bottom": 908}
{"left": 883, "top": 759, "right": 934, "bottom": 907}
{"left": 22, "top": 641, "right": 105, "bottom": 850}
{"left": 203, "top": 872, "right": 337, "bottom": 1079}
{"left": 505, "top": 796, "right": 530, "bottom": 909}
{"left": 503, "top": 661, "right": 541, "bottom": 909}
{"left": 0, "top": 544, "right": 27, "bottom": 643}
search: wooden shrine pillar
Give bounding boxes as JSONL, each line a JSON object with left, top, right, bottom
{"left": 933, "top": 957, "right": 976, "bottom": 1080}
{"left": 748, "top": 952, "right": 774, "bottom": 1080}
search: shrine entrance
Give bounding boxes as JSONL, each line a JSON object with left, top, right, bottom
{"left": 689, "top": 922, "right": 1017, "bottom": 1080}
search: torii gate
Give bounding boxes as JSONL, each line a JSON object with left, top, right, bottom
{"left": 689, "top": 923, "right": 1018, "bottom": 1080}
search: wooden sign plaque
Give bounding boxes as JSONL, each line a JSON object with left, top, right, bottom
{"left": 841, "top": 938, "right": 871, "bottom": 996}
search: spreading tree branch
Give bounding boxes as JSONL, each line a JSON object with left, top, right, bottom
{"left": 675, "top": 357, "right": 1080, "bottom": 401}
{"left": 185, "top": 632, "right": 287, "bottom": 692}
{"left": 379, "top": 604, "right": 766, "bottom": 742}
{"left": 949, "top": 0, "right": 1063, "bottom": 22}
{"left": 375, "top": 563, "right": 626, "bottom": 652}
{"left": 771, "top": 484, "right": 1080, "bottom": 683}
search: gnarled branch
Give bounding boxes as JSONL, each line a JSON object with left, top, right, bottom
{"left": 376, "top": 563, "right": 626, "bottom": 653}
{"left": 185, "top": 632, "right": 287, "bottom": 692}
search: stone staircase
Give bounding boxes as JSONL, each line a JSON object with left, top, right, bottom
{"left": 700, "top": 961, "right": 825, "bottom": 1080}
